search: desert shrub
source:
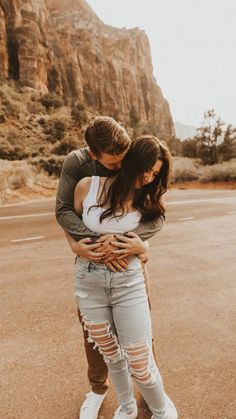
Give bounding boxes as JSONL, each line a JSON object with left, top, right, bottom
{"left": 71, "top": 106, "right": 87, "bottom": 124}
{"left": 27, "top": 101, "right": 46, "bottom": 114}
{"left": 10, "top": 165, "right": 34, "bottom": 188}
{"left": 42, "top": 117, "right": 67, "bottom": 142}
{"left": 0, "top": 111, "right": 6, "bottom": 123}
{"left": 0, "top": 85, "right": 21, "bottom": 117}
{"left": 51, "top": 135, "right": 78, "bottom": 155}
{"left": 0, "top": 160, "right": 14, "bottom": 191}
{"left": 31, "top": 155, "right": 64, "bottom": 177}
{"left": 0, "top": 138, "right": 15, "bottom": 159}
{"left": 0, "top": 127, "right": 30, "bottom": 160}
{"left": 0, "top": 160, "right": 34, "bottom": 191}
{"left": 199, "top": 160, "right": 236, "bottom": 182}
{"left": 171, "top": 157, "right": 200, "bottom": 183}
{"left": 0, "top": 159, "right": 57, "bottom": 195}
{"left": 3, "top": 99, "right": 21, "bottom": 118}
{"left": 37, "top": 116, "right": 46, "bottom": 125}
{"left": 40, "top": 93, "right": 64, "bottom": 109}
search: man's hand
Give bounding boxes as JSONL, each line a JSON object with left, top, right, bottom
{"left": 104, "top": 257, "right": 129, "bottom": 272}
{"left": 109, "top": 232, "right": 148, "bottom": 260}
{"left": 96, "top": 234, "right": 130, "bottom": 272}
{"left": 71, "top": 238, "right": 105, "bottom": 261}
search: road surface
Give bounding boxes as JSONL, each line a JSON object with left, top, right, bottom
{"left": 0, "top": 189, "right": 235, "bottom": 418}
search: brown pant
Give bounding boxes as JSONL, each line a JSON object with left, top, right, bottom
{"left": 78, "top": 262, "right": 155, "bottom": 395}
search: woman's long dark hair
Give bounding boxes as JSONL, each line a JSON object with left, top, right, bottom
{"left": 94, "top": 135, "right": 172, "bottom": 222}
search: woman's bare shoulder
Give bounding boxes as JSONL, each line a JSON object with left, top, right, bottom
{"left": 75, "top": 177, "right": 92, "bottom": 195}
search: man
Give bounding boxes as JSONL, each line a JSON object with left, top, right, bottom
{"left": 56, "top": 116, "right": 164, "bottom": 419}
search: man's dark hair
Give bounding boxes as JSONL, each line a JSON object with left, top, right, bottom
{"left": 85, "top": 116, "right": 131, "bottom": 157}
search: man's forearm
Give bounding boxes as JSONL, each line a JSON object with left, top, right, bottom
{"left": 55, "top": 151, "right": 99, "bottom": 241}
{"left": 56, "top": 206, "right": 99, "bottom": 241}
{"left": 131, "top": 215, "right": 165, "bottom": 241}
{"left": 64, "top": 230, "right": 77, "bottom": 251}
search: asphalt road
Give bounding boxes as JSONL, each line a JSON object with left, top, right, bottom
{"left": 0, "top": 189, "right": 236, "bottom": 419}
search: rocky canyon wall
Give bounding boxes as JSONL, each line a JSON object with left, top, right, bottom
{"left": 0, "top": 0, "right": 174, "bottom": 137}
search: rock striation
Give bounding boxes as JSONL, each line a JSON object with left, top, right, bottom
{"left": 0, "top": 0, "right": 174, "bottom": 137}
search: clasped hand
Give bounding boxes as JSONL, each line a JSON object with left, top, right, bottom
{"left": 72, "top": 232, "right": 147, "bottom": 272}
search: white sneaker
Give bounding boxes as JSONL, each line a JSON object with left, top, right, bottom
{"left": 113, "top": 400, "right": 138, "bottom": 419}
{"left": 151, "top": 393, "right": 178, "bottom": 419}
{"left": 79, "top": 391, "right": 107, "bottom": 419}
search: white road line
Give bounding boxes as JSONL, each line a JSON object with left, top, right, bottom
{"left": 0, "top": 197, "right": 55, "bottom": 208}
{"left": 177, "top": 217, "right": 195, "bottom": 221}
{"left": 167, "top": 197, "right": 236, "bottom": 205}
{"left": 11, "top": 236, "right": 45, "bottom": 243}
{"left": 0, "top": 212, "right": 54, "bottom": 220}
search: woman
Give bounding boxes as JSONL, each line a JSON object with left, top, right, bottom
{"left": 74, "top": 135, "right": 178, "bottom": 419}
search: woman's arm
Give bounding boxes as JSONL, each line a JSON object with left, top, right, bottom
{"left": 74, "top": 177, "right": 92, "bottom": 215}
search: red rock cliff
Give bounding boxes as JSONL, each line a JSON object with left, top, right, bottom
{"left": 0, "top": 0, "right": 174, "bottom": 137}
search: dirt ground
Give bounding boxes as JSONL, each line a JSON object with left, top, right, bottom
{"left": 0, "top": 190, "right": 236, "bottom": 418}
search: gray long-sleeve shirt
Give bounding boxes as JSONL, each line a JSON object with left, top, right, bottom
{"left": 55, "top": 147, "right": 164, "bottom": 241}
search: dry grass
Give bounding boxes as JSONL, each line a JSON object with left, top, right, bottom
{"left": 172, "top": 157, "right": 236, "bottom": 183}
{"left": 0, "top": 159, "right": 57, "bottom": 197}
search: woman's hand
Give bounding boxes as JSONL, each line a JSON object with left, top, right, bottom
{"left": 109, "top": 232, "right": 149, "bottom": 259}
{"left": 95, "top": 234, "right": 130, "bottom": 271}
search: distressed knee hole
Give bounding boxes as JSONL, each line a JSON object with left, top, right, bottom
{"left": 124, "top": 339, "right": 153, "bottom": 384}
{"left": 82, "top": 317, "right": 122, "bottom": 361}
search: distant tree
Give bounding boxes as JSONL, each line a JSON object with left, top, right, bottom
{"left": 216, "top": 124, "right": 236, "bottom": 162}
{"left": 195, "top": 109, "right": 224, "bottom": 165}
{"left": 166, "top": 136, "right": 182, "bottom": 156}
{"left": 181, "top": 138, "right": 197, "bottom": 158}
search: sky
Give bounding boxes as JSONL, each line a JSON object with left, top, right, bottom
{"left": 87, "top": 0, "right": 236, "bottom": 128}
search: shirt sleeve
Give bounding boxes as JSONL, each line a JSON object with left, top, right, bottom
{"left": 55, "top": 151, "right": 99, "bottom": 241}
{"left": 131, "top": 215, "right": 165, "bottom": 241}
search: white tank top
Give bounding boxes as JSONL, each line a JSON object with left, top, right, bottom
{"left": 82, "top": 176, "right": 141, "bottom": 234}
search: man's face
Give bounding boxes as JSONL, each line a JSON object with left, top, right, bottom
{"left": 89, "top": 150, "right": 127, "bottom": 171}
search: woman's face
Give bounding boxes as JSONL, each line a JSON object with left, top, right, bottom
{"left": 135, "top": 159, "right": 163, "bottom": 189}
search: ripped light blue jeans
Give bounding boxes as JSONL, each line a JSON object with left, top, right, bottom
{"left": 74, "top": 256, "right": 167, "bottom": 418}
